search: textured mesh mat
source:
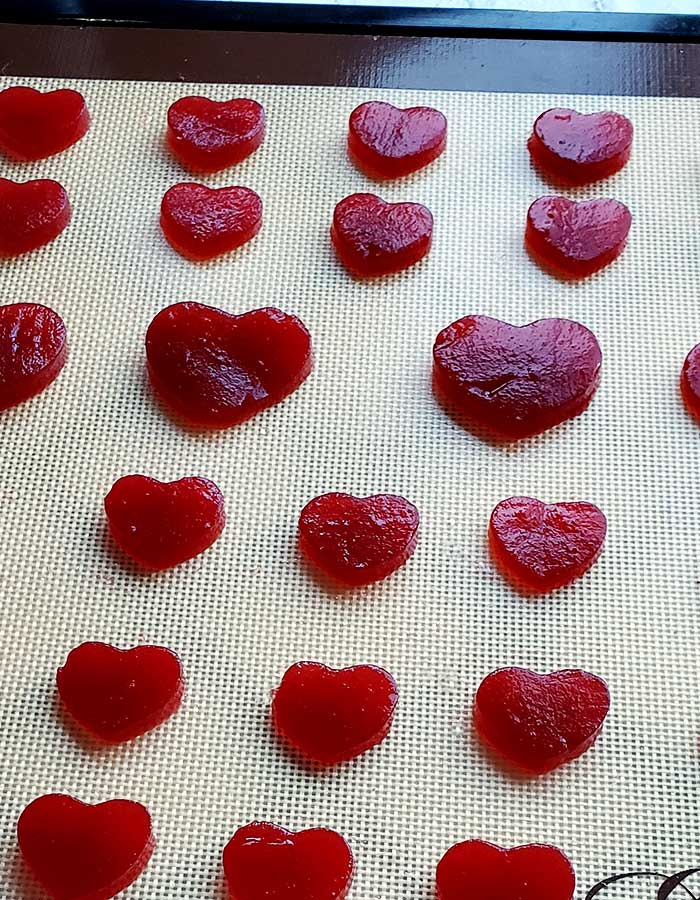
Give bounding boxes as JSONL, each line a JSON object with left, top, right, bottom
{"left": 0, "top": 76, "right": 699, "bottom": 900}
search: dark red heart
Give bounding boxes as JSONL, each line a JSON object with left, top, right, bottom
{"left": 0, "top": 303, "right": 67, "bottom": 410}
{"left": 271, "top": 661, "right": 398, "bottom": 764}
{"left": 0, "top": 178, "right": 71, "bottom": 256}
{"left": 104, "top": 474, "right": 226, "bottom": 570}
{"left": 224, "top": 821, "right": 354, "bottom": 900}
{"left": 18, "top": 794, "right": 154, "bottom": 900}
{"left": 57, "top": 642, "right": 184, "bottom": 743}
{"left": 0, "top": 86, "right": 90, "bottom": 160}
{"left": 167, "top": 96, "right": 265, "bottom": 172}
{"left": 146, "top": 302, "right": 313, "bottom": 429}
{"left": 680, "top": 342, "right": 700, "bottom": 422}
{"left": 331, "top": 192, "right": 433, "bottom": 277}
{"left": 473, "top": 667, "right": 610, "bottom": 774}
{"left": 348, "top": 101, "right": 447, "bottom": 179}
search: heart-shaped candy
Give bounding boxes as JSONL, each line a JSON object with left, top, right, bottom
{"left": 0, "top": 303, "right": 67, "bottom": 410}
{"left": 0, "top": 178, "right": 71, "bottom": 256}
{"left": 473, "top": 667, "right": 610, "bottom": 774}
{"left": 680, "top": 343, "right": 700, "bottom": 422}
{"left": 298, "top": 492, "right": 419, "bottom": 585}
{"left": 432, "top": 315, "right": 601, "bottom": 440}
{"left": 104, "top": 474, "right": 225, "bottom": 570}
{"left": 331, "top": 192, "right": 433, "bottom": 277}
{"left": 57, "top": 642, "right": 184, "bottom": 743}
{"left": 271, "top": 661, "right": 398, "bottom": 764}
{"left": 18, "top": 794, "right": 154, "bottom": 900}
{"left": 437, "top": 839, "right": 575, "bottom": 900}
{"left": 348, "top": 101, "right": 447, "bottom": 179}
{"left": 167, "top": 96, "right": 265, "bottom": 172}
{"left": 528, "top": 107, "right": 633, "bottom": 185}
{"left": 160, "top": 182, "right": 262, "bottom": 260}
{"left": 146, "top": 302, "right": 313, "bottom": 428}
{"left": 526, "top": 195, "right": 631, "bottom": 278}
{"left": 0, "top": 86, "right": 90, "bottom": 160}
{"left": 224, "top": 821, "right": 354, "bottom": 900}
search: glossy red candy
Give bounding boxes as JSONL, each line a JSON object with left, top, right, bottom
{"left": 0, "top": 178, "right": 71, "bottom": 256}
{"left": 167, "top": 96, "right": 265, "bottom": 172}
{"left": 473, "top": 667, "right": 610, "bottom": 774}
{"left": 18, "top": 794, "right": 154, "bottom": 900}
{"left": 528, "top": 108, "right": 633, "bottom": 185}
{"left": 298, "top": 492, "right": 419, "bottom": 586}
{"left": 437, "top": 839, "right": 575, "bottom": 900}
{"left": 57, "top": 642, "right": 184, "bottom": 743}
{"left": 271, "top": 661, "right": 398, "bottom": 764}
{"left": 104, "top": 474, "right": 225, "bottom": 570}
{"left": 680, "top": 343, "right": 700, "bottom": 421}
{"left": 526, "top": 195, "right": 631, "bottom": 278}
{"left": 489, "top": 496, "right": 607, "bottom": 593}
{"left": 331, "top": 192, "right": 432, "bottom": 277}
{"left": 0, "top": 86, "right": 90, "bottom": 161}
{"left": 348, "top": 101, "right": 447, "bottom": 179}
{"left": 224, "top": 822, "right": 354, "bottom": 900}
{"left": 0, "top": 303, "right": 67, "bottom": 410}
{"left": 432, "top": 315, "right": 601, "bottom": 440}
{"left": 146, "top": 302, "right": 312, "bottom": 428}
{"left": 160, "top": 182, "right": 262, "bottom": 260}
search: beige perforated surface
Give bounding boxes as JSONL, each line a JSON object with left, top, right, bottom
{"left": 0, "top": 75, "right": 699, "bottom": 900}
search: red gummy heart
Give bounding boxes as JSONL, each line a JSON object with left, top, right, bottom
{"left": 348, "top": 101, "right": 447, "bottom": 179}
{"left": 473, "top": 667, "right": 610, "bottom": 774}
{"left": 0, "top": 303, "right": 67, "bottom": 410}
{"left": 298, "top": 492, "right": 419, "bottom": 586}
{"left": 437, "top": 839, "right": 575, "bottom": 900}
{"left": 160, "top": 182, "right": 262, "bottom": 260}
{"left": 18, "top": 794, "right": 154, "bottom": 900}
{"left": 146, "top": 302, "right": 313, "bottom": 428}
{"left": 224, "top": 821, "right": 354, "bottom": 900}
{"left": 0, "top": 178, "right": 71, "bottom": 256}
{"left": 0, "top": 86, "right": 90, "bottom": 161}
{"left": 331, "top": 192, "right": 433, "bottom": 277}
{"left": 104, "top": 474, "right": 225, "bottom": 570}
{"left": 167, "top": 96, "right": 265, "bottom": 172}
{"left": 528, "top": 108, "right": 633, "bottom": 185}
{"left": 489, "top": 496, "right": 607, "bottom": 593}
{"left": 432, "top": 315, "right": 601, "bottom": 440}
{"left": 271, "top": 661, "right": 398, "bottom": 763}
{"left": 526, "top": 195, "right": 631, "bottom": 278}
{"left": 57, "top": 642, "right": 184, "bottom": 743}
{"left": 680, "top": 343, "right": 700, "bottom": 422}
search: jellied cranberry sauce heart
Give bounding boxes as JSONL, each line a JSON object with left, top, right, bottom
{"left": 0, "top": 303, "right": 67, "bottom": 410}
{"left": 167, "top": 96, "right": 265, "bottom": 172}
{"left": 0, "top": 178, "right": 71, "bottom": 256}
{"left": 0, "top": 86, "right": 90, "bottom": 160}
{"left": 680, "top": 343, "right": 700, "bottom": 422}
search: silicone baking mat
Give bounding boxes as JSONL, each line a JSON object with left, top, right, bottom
{"left": 0, "top": 75, "right": 699, "bottom": 900}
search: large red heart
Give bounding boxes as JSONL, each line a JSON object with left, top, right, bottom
{"left": 224, "top": 821, "right": 354, "bottom": 900}
{"left": 18, "top": 794, "right": 154, "bottom": 900}
{"left": 57, "top": 642, "right": 184, "bottom": 743}
{"left": 436, "top": 839, "right": 575, "bottom": 900}
{"left": 271, "top": 661, "right": 398, "bottom": 764}
{"left": 0, "top": 86, "right": 90, "bottom": 160}
{"left": 432, "top": 315, "right": 601, "bottom": 440}
{"left": 473, "top": 667, "right": 610, "bottom": 774}
{"left": 0, "top": 303, "right": 67, "bottom": 410}
{"left": 680, "top": 342, "right": 700, "bottom": 422}
{"left": 167, "top": 96, "right": 265, "bottom": 172}
{"left": 0, "top": 177, "right": 71, "bottom": 256}
{"left": 146, "top": 302, "right": 313, "bottom": 428}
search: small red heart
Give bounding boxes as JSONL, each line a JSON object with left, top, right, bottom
{"left": 473, "top": 667, "right": 610, "bottom": 774}
{"left": 160, "top": 182, "right": 262, "bottom": 260}
{"left": 437, "top": 839, "right": 575, "bottom": 900}
{"left": 489, "top": 496, "right": 607, "bottom": 593}
{"left": 104, "top": 474, "right": 226, "bottom": 570}
{"left": 224, "top": 821, "right": 354, "bottom": 900}
{"left": 146, "top": 302, "right": 313, "bottom": 428}
{"left": 680, "top": 342, "right": 700, "bottom": 422}
{"left": 0, "top": 178, "right": 71, "bottom": 256}
{"left": 0, "top": 303, "right": 67, "bottom": 410}
{"left": 271, "top": 661, "right": 398, "bottom": 764}
{"left": 57, "top": 642, "right": 184, "bottom": 743}
{"left": 0, "top": 86, "right": 90, "bottom": 161}
{"left": 298, "top": 492, "right": 419, "bottom": 586}
{"left": 18, "top": 794, "right": 154, "bottom": 900}
{"left": 167, "top": 96, "right": 265, "bottom": 172}
{"left": 432, "top": 315, "right": 601, "bottom": 440}
{"left": 526, "top": 195, "right": 631, "bottom": 278}
{"left": 348, "top": 101, "right": 447, "bottom": 179}
{"left": 331, "top": 192, "right": 433, "bottom": 277}
{"left": 528, "top": 107, "right": 633, "bottom": 185}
